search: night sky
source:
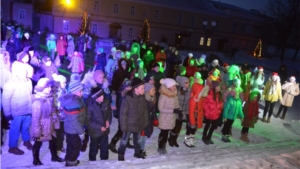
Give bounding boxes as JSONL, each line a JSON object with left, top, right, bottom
{"left": 212, "top": 0, "right": 269, "bottom": 11}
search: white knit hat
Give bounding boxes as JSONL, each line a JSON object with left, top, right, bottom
{"left": 53, "top": 74, "right": 66, "bottom": 83}
{"left": 176, "top": 76, "right": 189, "bottom": 88}
{"left": 160, "top": 78, "right": 178, "bottom": 88}
{"left": 188, "top": 53, "right": 193, "bottom": 57}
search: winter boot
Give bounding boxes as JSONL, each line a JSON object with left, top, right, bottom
{"left": 221, "top": 135, "right": 231, "bottom": 143}
{"left": 118, "top": 153, "right": 125, "bottom": 161}
{"left": 65, "top": 160, "right": 80, "bottom": 166}
{"left": 134, "top": 150, "right": 146, "bottom": 159}
{"left": 190, "top": 135, "right": 195, "bottom": 147}
{"left": 32, "top": 147, "right": 43, "bottom": 165}
{"left": 173, "top": 134, "right": 179, "bottom": 147}
{"left": 157, "top": 136, "right": 165, "bottom": 155}
{"left": 168, "top": 133, "right": 175, "bottom": 147}
{"left": 49, "top": 142, "right": 65, "bottom": 162}
{"left": 262, "top": 116, "right": 266, "bottom": 122}
{"left": 280, "top": 111, "right": 286, "bottom": 120}
{"left": 202, "top": 136, "right": 210, "bottom": 145}
{"left": 273, "top": 112, "right": 280, "bottom": 118}
{"left": 80, "top": 130, "right": 89, "bottom": 152}
{"left": 23, "top": 141, "right": 33, "bottom": 150}
{"left": 108, "top": 136, "right": 120, "bottom": 153}
{"left": 162, "top": 142, "right": 168, "bottom": 154}
{"left": 8, "top": 147, "right": 24, "bottom": 155}
{"left": 184, "top": 135, "right": 192, "bottom": 148}
{"left": 240, "top": 133, "right": 249, "bottom": 143}
{"left": 266, "top": 117, "right": 271, "bottom": 123}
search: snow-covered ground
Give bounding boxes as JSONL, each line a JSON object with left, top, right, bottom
{"left": 1, "top": 50, "right": 300, "bottom": 169}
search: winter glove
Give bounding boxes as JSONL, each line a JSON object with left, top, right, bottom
{"left": 79, "top": 133, "right": 85, "bottom": 141}
{"left": 5, "top": 115, "right": 13, "bottom": 121}
{"left": 173, "top": 109, "right": 183, "bottom": 121}
{"left": 153, "top": 119, "right": 159, "bottom": 126}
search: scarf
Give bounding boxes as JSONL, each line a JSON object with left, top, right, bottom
{"left": 268, "top": 81, "right": 277, "bottom": 95}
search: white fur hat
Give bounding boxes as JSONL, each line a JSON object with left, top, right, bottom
{"left": 188, "top": 53, "right": 193, "bottom": 57}
{"left": 160, "top": 78, "right": 178, "bottom": 88}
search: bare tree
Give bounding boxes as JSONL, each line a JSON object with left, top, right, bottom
{"left": 261, "top": 0, "right": 300, "bottom": 61}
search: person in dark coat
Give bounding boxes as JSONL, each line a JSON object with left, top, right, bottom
{"left": 86, "top": 87, "right": 112, "bottom": 161}
{"left": 111, "top": 58, "right": 130, "bottom": 94}
{"left": 77, "top": 34, "right": 86, "bottom": 56}
{"left": 21, "top": 32, "right": 32, "bottom": 50}
{"left": 94, "top": 48, "right": 106, "bottom": 72}
{"left": 140, "top": 83, "right": 157, "bottom": 156}
{"left": 278, "top": 65, "right": 288, "bottom": 83}
{"left": 166, "top": 49, "right": 181, "bottom": 78}
{"left": 200, "top": 64, "right": 209, "bottom": 82}
{"left": 118, "top": 78, "right": 148, "bottom": 161}
{"left": 13, "top": 33, "right": 22, "bottom": 53}
{"left": 6, "top": 37, "right": 17, "bottom": 62}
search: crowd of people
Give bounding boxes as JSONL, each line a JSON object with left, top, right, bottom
{"left": 1, "top": 30, "right": 299, "bottom": 167}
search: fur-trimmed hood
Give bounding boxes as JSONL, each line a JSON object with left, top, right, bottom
{"left": 159, "top": 84, "right": 177, "bottom": 98}
{"left": 117, "top": 58, "right": 129, "bottom": 72}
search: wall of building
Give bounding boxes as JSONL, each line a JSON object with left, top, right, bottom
{"left": 12, "top": 2, "right": 33, "bottom": 29}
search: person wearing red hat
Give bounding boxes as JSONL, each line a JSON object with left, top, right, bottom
{"left": 274, "top": 76, "right": 299, "bottom": 119}
{"left": 250, "top": 66, "right": 265, "bottom": 100}
{"left": 262, "top": 72, "right": 283, "bottom": 123}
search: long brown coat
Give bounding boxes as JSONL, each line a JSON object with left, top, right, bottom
{"left": 281, "top": 82, "right": 299, "bottom": 107}
{"left": 31, "top": 95, "right": 60, "bottom": 141}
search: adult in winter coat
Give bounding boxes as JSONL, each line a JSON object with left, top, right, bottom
{"left": 118, "top": 78, "right": 148, "bottom": 161}
{"left": 77, "top": 34, "right": 86, "bottom": 56}
{"left": 202, "top": 81, "right": 223, "bottom": 145}
{"left": 262, "top": 72, "right": 282, "bottom": 123}
{"left": 166, "top": 50, "right": 182, "bottom": 78}
{"left": 240, "top": 90, "right": 260, "bottom": 143}
{"left": 173, "top": 76, "right": 190, "bottom": 147}
{"left": 274, "top": 76, "right": 299, "bottom": 119}
{"left": 140, "top": 83, "right": 157, "bottom": 156}
{"left": 21, "top": 32, "right": 32, "bottom": 50}
{"left": 157, "top": 78, "right": 179, "bottom": 154}
{"left": 6, "top": 37, "right": 17, "bottom": 62}
{"left": 186, "top": 80, "right": 205, "bottom": 147}
{"left": 155, "top": 47, "right": 166, "bottom": 67}
{"left": 143, "top": 50, "right": 155, "bottom": 72}
{"left": 31, "top": 78, "right": 64, "bottom": 165}
{"left": 2, "top": 60, "right": 33, "bottom": 155}
{"left": 185, "top": 58, "right": 198, "bottom": 78}
{"left": 222, "top": 78, "right": 244, "bottom": 142}
{"left": 94, "top": 48, "right": 106, "bottom": 72}
{"left": 60, "top": 79, "right": 85, "bottom": 167}
{"left": 67, "top": 35, "right": 75, "bottom": 59}
{"left": 130, "top": 42, "right": 140, "bottom": 68}
{"left": 56, "top": 35, "right": 67, "bottom": 64}
{"left": 86, "top": 88, "right": 112, "bottom": 161}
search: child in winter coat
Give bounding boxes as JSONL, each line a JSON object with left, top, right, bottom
{"left": 68, "top": 51, "right": 85, "bottom": 74}
{"left": 31, "top": 78, "right": 64, "bottom": 165}
{"left": 157, "top": 78, "right": 180, "bottom": 154}
{"left": 56, "top": 35, "right": 67, "bottom": 64}
{"left": 262, "top": 72, "right": 282, "bottom": 123}
{"left": 41, "top": 56, "right": 58, "bottom": 80}
{"left": 241, "top": 90, "right": 260, "bottom": 143}
{"left": 274, "top": 76, "right": 299, "bottom": 119}
{"left": 94, "top": 48, "right": 106, "bottom": 72}
{"left": 47, "top": 34, "right": 56, "bottom": 61}
{"left": 222, "top": 78, "right": 244, "bottom": 142}
{"left": 86, "top": 87, "right": 112, "bottom": 161}
{"left": 60, "top": 80, "right": 85, "bottom": 166}
{"left": 134, "top": 60, "right": 147, "bottom": 80}
{"left": 140, "top": 83, "right": 157, "bottom": 156}
{"left": 174, "top": 76, "right": 191, "bottom": 147}
{"left": 185, "top": 58, "right": 198, "bottom": 78}
{"left": 185, "top": 78, "right": 205, "bottom": 147}
{"left": 202, "top": 81, "right": 223, "bottom": 145}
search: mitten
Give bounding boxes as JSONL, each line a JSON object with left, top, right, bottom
{"left": 153, "top": 119, "right": 159, "bottom": 126}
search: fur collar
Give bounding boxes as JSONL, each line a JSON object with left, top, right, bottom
{"left": 159, "top": 84, "right": 177, "bottom": 98}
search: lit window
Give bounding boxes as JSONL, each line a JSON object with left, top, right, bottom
{"left": 92, "top": 23, "right": 98, "bottom": 34}
{"left": 128, "top": 28, "right": 133, "bottom": 38}
{"left": 94, "top": 0, "right": 100, "bottom": 11}
{"left": 155, "top": 10, "right": 160, "bottom": 19}
{"left": 191, "top": 17, "right": 195, "bottom": 27}
{"left": 143, "top": 8, "right": 148, "bottom": 17}
{"left": 63, "top": 20, "right": 69, "bottom": 31}
{"left": 178, "top": 15, "right": 182, "bottom": 26}
{"left": 130, "top": 6, "right": 135, "bottom": 15}
{"left": 113, "top": 4, "right": 119, "bottom": 14}
{"left": 19, "top": 9, "right": 26, "bottom": 20}
{"left": 207, "top": 38, "right": 211, "bottom": 46}
{"left": 199, "top": 37, "right": 204, "bottom": 45}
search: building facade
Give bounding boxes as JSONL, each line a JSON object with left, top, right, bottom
{"left": 52, "top": 0, "right": 264, "bottom": 52}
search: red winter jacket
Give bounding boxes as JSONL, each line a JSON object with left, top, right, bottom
{"left": 203, "top": 89, "right": 223, "bottom": 120}
{"left": 186, "top": 66, "right": 198, "bottom": 78}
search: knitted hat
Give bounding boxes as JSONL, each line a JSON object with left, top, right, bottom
{"left": 53, "top": 74, "right": 66, "bottom": 83}
{"left": 69, "top": 80, "right": 83, "bottom": 94}
{"left": 212, "top": 59, "right": 218, "bottom": 63}
{"left": 188, "top": 53, "right": 193, "bottom": 57}
{"left": 258, "top": 66, "right": 263, "bottom": 71}
{"left": 194, "top": 72, "right": 201, "bottom": 79}
{"left": 176, "top": 76, "right": 189, "bottom": 88}
{"left": 144, "top": 83, "right": 155, "bottom": 93}
{"left": 160, "top": 78, "right": 178, "bottom": 88}
{"left": 249, "top": 89, "right": 261, "bottom": 101}
{"left": 152, "top": 62, "right": 160, "bottom": 68}
{"left": 70, "top": 73, "right": 81, "bottom": 82}
{"left": 34, "top": 78, "right": 52, "bottom": 92}
{"left": 18, "top": 51, "right": 29, "bottom": 61}
{"left": 42, "top": 56, "right": 51, "bottom": 63}
{"left": 131, "top": 77, "right": 145, "bottom": 89}
{"left": 211, "top": 81, "right": 220, "bottom": 89}
{"left": 122, "top": 78, "right": 131, "bottom": 89}
{"left": 144, "top": 74, "right": 154, "bottom": 83}
{"left": 223, "top": 62, "right": 229, "bottom": 68}
{"left": 91, "top": 87, "right": 104, "bottom": 99}
{"left": 272, "top": 72, "right": 278, "bottom": 76}
{"left": 290, "top": 76, "right": 296, "bottom": 81}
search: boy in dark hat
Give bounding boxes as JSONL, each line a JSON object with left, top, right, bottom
{"left": 85, "top": 87, "right": 112, "bottom": 161}
{"left": 118, "top": 78, "right": 148, "bottom": 161}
